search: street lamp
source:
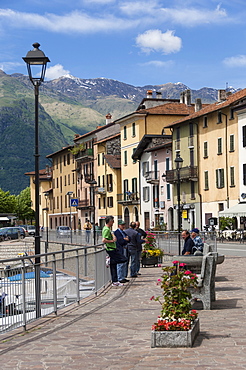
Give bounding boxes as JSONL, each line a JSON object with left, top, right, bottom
{"left": 67, "top": 191, "right": 73, "bottom": 244}
{"left": 44, "top": 191, "right": 50, "bottom": 250}
{"left": 175, "top": 153, "right": 183, "bottom": 255}
{"left": 23, "top": 43, "right": 50, "bottom": 318}
{"left": 90, "top": 180, "right": 97, "bottom": 245}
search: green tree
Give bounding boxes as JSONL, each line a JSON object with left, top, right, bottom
{"left": 16, "top": 187, "right": 35, "bottom": 223}
{"left": 0, "top": 188, "right": 17, "bottom": 213}
{"left": 219, "top": 216, "right": 235, "bottom": 231}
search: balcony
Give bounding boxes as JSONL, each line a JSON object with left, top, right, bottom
{"left": 75, "top": 148, "right": 94, "bottom": 163}
{"left": 78, "top": 199, "right": 93, "bottom": 210}
{"left": 97, "top": 187, "right": 106, "bottom": 195}
{"left": 117, "top": 192, "right": 140, "bottom": 205}
{"left": 145, "top": 171, "right": 159, "bottom": 184}
{"left": 84, "top": 173, "right": 94, "bottom": 183}
{"left": 166, "top": 166, "right": 198, "bottom": 183}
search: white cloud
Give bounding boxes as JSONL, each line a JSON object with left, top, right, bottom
{"left": 120, "top": 1, "right": 160, "bottom": 16}
{"left": 45, "top": 64, "right": 70, "bottom": 80}
{"left": 83, "top": 0, "right": 115, "bottom": 3}
{"left": 0, "top": 8, "right": 139, "bottom": 33}
{"left": 136, "top": 30, "right": 182, "bottom": 54}
{"left": 139, "top": 60, "right": 174, "bottom": 67}
{"left": 0, "top": 61, "right": 23, "bottom": 72}
{"left": 223, "top": 55, "right": 246, "bottom": 67}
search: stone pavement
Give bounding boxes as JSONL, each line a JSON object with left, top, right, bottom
{"left": 0, "top": 256, "right": 246, "bottom": 369}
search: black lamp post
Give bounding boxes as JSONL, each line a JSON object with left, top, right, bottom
{"left": 90, "top": 180, "right": 97, "bottom": 245}
{"left": 23, "top": 43, "right": 50, "bottom": 318}
{"left": 44, "top": 191, "right": 50, "bottom": 248}
{"left": 67, "top": 191, "right": 73, "bottom": 244}
{"left": 175, "top": 153, "right": 183, "bottom": 255}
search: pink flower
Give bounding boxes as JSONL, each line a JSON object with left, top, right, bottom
{"left": 172, "top": 260, "right": 178, "bottom": 264}
{"left": 179, "top": 263, "right": 187, "bottom": 267}
{"left": 158, "top": 264, "right": 162, "bottom": 267}
{"left": 150, "top": 296, "right": 155, "bottom": 300}
{"left": 157, "top": 278, "right": 161, "bottom": 282}
{"left": 184, "top": 270, "right": 192, "bottom": 275}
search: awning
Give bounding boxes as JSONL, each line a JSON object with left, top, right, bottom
{"left": 218, "top": 203, "right": 246, "bottom": 217}
{"left": 0, "top": 217, "right": 9, "bottom": 221}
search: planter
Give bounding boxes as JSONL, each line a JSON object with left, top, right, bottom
{"left": 151, "top": 319, "right": 200, "bottom": 348}
{"left": 141, "top": 256, "right": 159, "bottom": 267}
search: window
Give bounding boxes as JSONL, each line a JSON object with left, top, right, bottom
{"left": 132, "top": 178, "right": 137, "bottom": 194}
{"left": 166, "top": 184, "right": 171, "bottom": 200}
{"left": 217, "top": 138, "right": 222, "bottom": 155}
{"left": 153, "top": 185, "right": 159, "bottom": 207}
{"left": 60, "top": 177, "right": 62, "bottom": 192}
{"left": 132, "top": 122, "right": 136, "bottom": 137}
{"left": 176, "top": 127, "right": 180, "bottom": 140}
{"left": 154, "top": 160, "right": 158, "bottom": 179}
{"left": 102, "top": 154, "right": 105, "bottom": 165}
{"left": 67, "top": 153, "right": 70, "bottom": 165}
{"left": 107, "top": 197, "right": 113, "bottom": 208}
{"left": 204, "top": 171, "right": 209, "bottom": 190}
{"left": 218, "top": 203, "right": 224, "bottom": 212}
{"left": 73, "top": 173, "right": 75, "bottom": 184}
{"left": 123, "top": 126, "right": 127, "bottom": 140}
{"left": 161, "top": 185, "right": 164, "bottom": 195}
{"left": 98, "top": 198, "right": 101, "bottom": 209}
{"left": 64, "top": 155, "right": 66, "bottom": 166}
{"left": 204, "top": 142, "right": 208, "bottom": 158}
{"left": 142, "top": 161, "right": 149, "bottom": 176}
{"left": 190, "top": 149, "right": 194, "bottom": 166}
{"left": 103, "top": 197, "right": 106, "bottom": 209}
{"left": 243, "top": 126, "right": 246, "bottom": 147}
{"left": 57, "top": 196, "right": 59, "bottom": 209}
{"left": 217, "top": 111, "right": 222, "bottom": 124}
{"left": 191, "top": 182, "right": 195, "bottom": 199}
{"left": 166, "top": 158, "right": 170, "bottom": 171}
{"left": 123, "top": 179, "right": 129, "bottom": 200}
{"left": 230, "top": 167, "right": 235, "bottom": 187}
{"left": 229, "top": 135, "right": 235, "bottom": 152}
{"left": 107, "top": 174, "right": 113, "bottom": 192}
{"left": 124, "top": 151, "right": 127, "bottom": 165}
{"left": 98, "top": 176, "right": 101, "bottom": 187}
{"left": 68, "top": 174, "right": 70, "bottom": 186}
{"left": 132, "top": 148, "right": 137, "bottom": 163}
{"left": 64, "top": 175, "right": 67, "bottom": 186}
{"left": 56, "top": 178, "right": 59, "bottom": 188}
{"left": 216, "top": 168, "right": 224, "bottom": 188}
{"left": 189, "top": 122, "right": 194, "bottom": 137}
{"left": 143, "top": 186, "right": 150, "bottom": 202}
{"left": 203, "top": 116, "right": 208, "bottom": 128}
{"left": 102, "top": 175, "right": 105, "bottom": 187}
{"left": 98, "top": 153, "right": 100, "bottom": 166}
{"left": 243, "top": 164, "right": 246, "bottom": 185}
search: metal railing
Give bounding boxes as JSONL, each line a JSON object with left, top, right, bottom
{"left": 153, "top": 231, "right": 217, "bottom": 255}
{"left": 0, "top": 242, "right": 110, "bottom": 333}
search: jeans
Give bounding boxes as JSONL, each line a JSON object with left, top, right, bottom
{"left": 136, "top": 250, "right": 142, "bottom": 273}
{"left": 107, "top": 249, "right": 128, "bottom": 282}
{"left": 128, "top": 249, "right": 138, "bottom": 277}
{"left": 85, "top": 230, "right": 91, "bottom": 243}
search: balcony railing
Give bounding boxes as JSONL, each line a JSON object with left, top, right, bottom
{"left": 75, "top": 148, "right": 94, "bottom": 162}
{"left": 145, "top": 171, "right": 159, "bottom": 184}
{"left": 117, "top": 192, "right": 140, "bottom": 205}
{"left": 84, "top": 173, "right": 94, "bottom": 183}
{"left": 78, "top": 199, "right": 89, "bottom": 208}
{"left": 166, "top": 166, "right": 198, "bottom": 183}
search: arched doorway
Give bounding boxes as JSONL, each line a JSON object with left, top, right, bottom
{"left": 133, "top": 207, "right": 139, "bottom": 222}
{"left": 124, "top": 207, "right": 130, "bottom": 228}
{"left": 168, "top": 207, "right": 174, "bottom": 230}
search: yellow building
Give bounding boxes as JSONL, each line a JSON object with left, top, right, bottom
{"left": 115, "top": 96, "right": 195, "bottom": 225}
{"left": 46, "top": 146, "right": 77, "bottom": 230}
{"left": 167, "top": 89, "right": 246, "bottom": 230}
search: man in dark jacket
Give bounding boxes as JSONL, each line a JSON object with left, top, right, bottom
{"left": 135, "top": 221, "right": 147, "bottom": 275}
{"left": 181, "top": 230, "right": 195, "bottom": 255}
{"left": 125, "top": 222, "right": 146, "bottom": 277}
{"left": 114, "top": 220, "right": 129, "bottom": 283}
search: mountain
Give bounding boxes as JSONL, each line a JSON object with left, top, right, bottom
{"left": 0, "top": 70, "right": 240, "bottom": 194}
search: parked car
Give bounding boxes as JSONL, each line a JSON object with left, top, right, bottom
{"left": 56, "top": 226, "right": 71, "bottom": 238}
{"left": 0, "top": 227, "right": 25, "bottom": 241}
{"left": 19, "top": 225, "right": 35, "bottom": 236}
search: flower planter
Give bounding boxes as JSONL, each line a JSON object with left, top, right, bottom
{"left": 151, "top": 319, "right": 200, "bottom": 348}
{"left": 141, "top": 256, "right": 159, "bottom": 267}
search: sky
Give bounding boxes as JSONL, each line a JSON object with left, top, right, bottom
{"left": 0, "top": 0, "right": 246, "bottom": 90}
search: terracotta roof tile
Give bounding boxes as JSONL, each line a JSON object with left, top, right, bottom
{"left": 104, "top": 154, "right": 121, "bottom": 169}
{"left": 137, "top": 102, "right": 197, "bottom": 115}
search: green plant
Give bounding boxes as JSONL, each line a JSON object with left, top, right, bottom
{"left": 69, "top": 143, "right": 85, "bottom": 155}
{"left": 142, "top": 232, "right": 163, "bottom": 258}
{"left": 219, "top": 216, "right": 235, "bottom": 231}
{"left": 151, "top": 262, "right": 198, "bottom": 331}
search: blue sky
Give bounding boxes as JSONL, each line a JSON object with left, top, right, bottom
{"left": 0, "top": 0, "right": 246, "bottom": 89}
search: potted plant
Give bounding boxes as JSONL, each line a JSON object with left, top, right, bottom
{"left": 141, "top": 232, "right": 163, "bottom": 267}
{"left": 151, "top": 262, "right": 199, "bottom": 347}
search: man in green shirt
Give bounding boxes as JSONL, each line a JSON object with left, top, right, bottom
{"left": 102, "top": 216, "right": 127, "bottom": 286}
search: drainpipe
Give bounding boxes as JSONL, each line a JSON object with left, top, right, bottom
{"left": 194, "top": 121, "right": 203, "bottom": 230}
{"left": 221, "top": 112, "right": 229, "bottom": 209}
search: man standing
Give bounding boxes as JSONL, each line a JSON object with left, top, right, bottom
{"left": 114, "top": 220, "right": 129, "bottom": 283}
{"left": 102, "top": 216, "right": 127, "bottom": 286}
{"left": 181, "top": 230, "right": 195, "bottom": 255}
{"left": 83, "top": 219, "right": 92, "bottom": 244}
{"left": 125, "top": 222, "right": 146, "bottom": 278}
{"left": 135, "top": 221, "right": 147, "bottom": 275}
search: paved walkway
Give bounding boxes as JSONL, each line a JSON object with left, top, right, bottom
{"left": 0, "top": 256, "right": 246, "bottom": 369}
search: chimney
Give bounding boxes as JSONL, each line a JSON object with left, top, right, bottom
{"left": 156, "top": 91, "right": 162, "bottom": 99}
{"left": 180, "top": 91, "right": 185, "bottom": 104}
{"left": 74, "top": 134, "right": 80, "bottom": 139}
{"left": 195, "top": 98, "right": 202, "bottom": 112}
{"left": 106, "top": 113, "right": 112, "bottom": 125}
{"left": 45, "top": 164, "right": 49, "bottom": 173}
{"left": 218, "top": 89, "right": 227, "bottom": 102}
{"left": 184, "top": 89, "right": 191, "bottom": 106}
{"left": 146, "top": 90, "right": 153, "bottom": 98}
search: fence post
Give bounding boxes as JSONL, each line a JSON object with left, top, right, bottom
{"left": 76, "top": 250, "right": 80, "bottom": 305}
{"left": 84, "top": 247, "right": 87, "bottom": 276}
{"left": 52, "top": 254, "right": 58, "bottom": 315}
{"left": 62, "top": 243, "right": 65, "bottom": 269}
{"left": 21, "top": 259, "right": 27, "bottom": 331}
